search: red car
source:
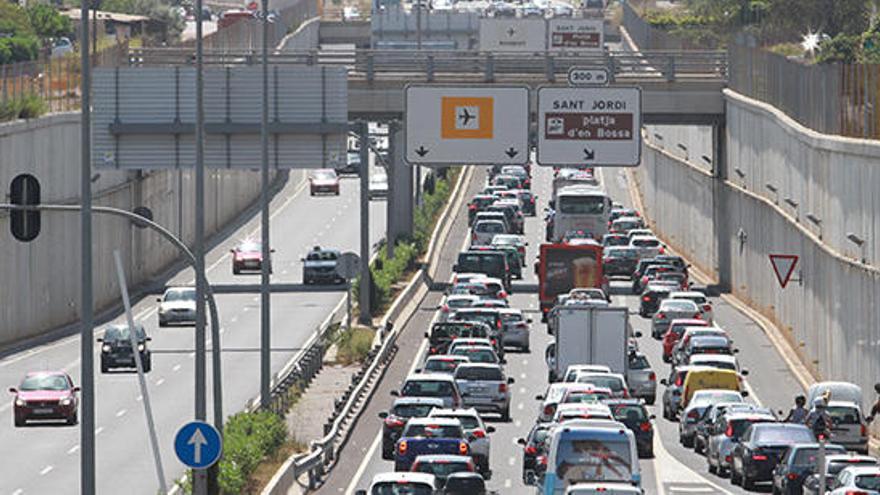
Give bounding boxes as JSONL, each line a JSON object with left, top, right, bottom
{"left": 10, "top": 371, "right": 80, "bottom": 426}
{"left": 231, "top": 240, "right": 273, "bottom": 275}
{"left": 662, "top": 319, "right": 709, "bottom": 362}
{"left": 309, "top": 169, "right": 340, "bottom": 196}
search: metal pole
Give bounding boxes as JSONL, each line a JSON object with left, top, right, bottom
{"left": 358, "top": 123, "right": 371, "bottom": 324}
{"left": 259, "top": 0, "right": 271, "bottom": 409}
{"left": 80, "top": 0, "right": 95, "bottom": 488}
{"left": 817, "top": 435, "right": 827, "bottom": 495}
{"left": 193, "top": 0, "right": 208, "bottom": 488}
{"left": 416, "top": 0, "right": 422, "bottom": 50}
{"left": 112, "top": 250, "right": 168, "bottom": 494}
{"left": 415, "top": 165, "right": 421, "bottom": 207}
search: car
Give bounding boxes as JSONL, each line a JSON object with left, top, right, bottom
{"left": 499, "top": 165, "right": 531, "bottom": 188}
{"left": 806, "top": 382, "right": 863, "bottom": 409}
{"left": 99, "top": 323, "right": 152, "bottom": 373}
{"left": 814, "top": 400, "right": 871, "bottom": 454}
{"left": 681, "top": 368, "right": 744, "bottom": 410}
{"left": 482, "top": 184, "right": 509, "bottom": 196}
{"left": 679, "top": 389, "right": 747, "bottom": 447}
{"left": 368, "top": 173, "right": 388, "bottom": 199}
{"left": 661, "top": 365, "right": 702, "bottom": 420}
{"left": 604, "top": 399, "right": 655, "bottom": 458}
{"left": 536, "top": 383, "right": 606, "bottom": 422}
{"left": 309, "top": 168, "right": 340, "bottom": 195}
{"left": 626, "top": 352, "right": 657, "bottom": 405}
{"left": 629, "top": 234, "right": 665, "bottom": 259}
{"left": 426, "top": 321, "right": 495, "bottom": 356}
{"left": 157, "top": 286, "right": 196, "bottom": 327}
{"left": 51, "top": 36, "right": 74, "bottom": 58}
{"left": 662, "top": 319, "right": 709, "bottom": 362}
{"left": 449, "top": 346, "right": 501, "bottom": 365}
{"left": 681, "top": 335, "right": 736, "bottom": 365}
{"left": 468, "top": 195, "right": 498, "bottom": 225}
{"left": 602, "top": 246, "right": 641, "bottom": 278}
{"left": 651, "top": 299, "right": 702, "bottom": 338}
{"left": 609, "top": 207, "right": 640, "bottom": 223}
{"left": 449, "top": 307, "right": 506, "bottom": 337}
{"left": 410, "top": 454, "right": 476, "bottom": 488}
{"left": 393, "top": 417, "right": 469, "bottom": 472}
{"left": 563, "top": 364, "right": 612, "bottom": 382}
{"left": 10, "top": 371, "right": 80, "bottom": 426}
{"left": 491, "top": 174, "right": 523, "bottom": 191}
{"left": 474, "top": 210, "right": 511, "bottom": 234}
{"left": 231, "top": 240, "right": 272, "bottom": 274}
{"left": 673, "top": 326, "right": 730, "bottom": 365}
{"left": 610, "top": 216, "right": 645, "bottom": 234}
{"left": 470, "top": 245, "right": 522, "bottom": 279}
{"left": 771, "top": 443, "right": 848, "bottom": 495}
{"left": 498, "top": 308, "right": 531, "bottom": 352}
{"left": 602, "top": 233, "right": 631, "bottom": 247}
{"left": 379, "top": 398, "right": 446, "bottom": 459}
{"left": 518, "top": 422, "right": 553, "bottom": 485}
{"left": 572, "top": 372, "right": 629, "bottom": 398}
{"left": 704, "top": 407, "right": 776, "bottom": 474}
{"left": 421, "top": 356, "right": 471, "bottom": 375}
{"left": 553, "top": 403, "right": 614, "bottom": 423}
{"left": 436, "top": 294, "right": 480, "bottom": 323}
{"left": 442, "top": 471, "right": 487, "bottom": 494}
{"left": 354, "top": 472, "right": 438, "bottom": 495}
{"left": 560, "top": 386, "right": 614, "bottom": 405}
{"left": 633, "top": 262, "right": 679, "bottom": 293}
{"left": 487, "top": 202, "right": 524, "bottom": 234}
{"left": 517, "top": 189, "right": 538, "bottom": 216}
{"left": 302, "top": 246, "right": 343, "bottom": 284}
{"left": 827, "top": 465, "right": 880, "bottom": 494}
{"left": 429, "top": 408, "right": 495, "bottom": 476}
{"left": 639, "top": 284, "right": 674, "bottom": 317}
{"left": 471, "top": 219, "right": 507, "bottom": 247}
{"left": 730, "top": 423, "right": 816, "bottom": 489}
{"left": 393, "top": 373, "right": 463, "bottom": 409}
{"left": 802, "top": 455, "right": 879, "bottom": 495}
{"left": 491, "top": 234, "right": 527, "bottom": 265}
{"left": 454, "top": 251, "right": 511, "bottom": 290}
{"left": 669, "top": 291, "right": 714, "bottom": 323}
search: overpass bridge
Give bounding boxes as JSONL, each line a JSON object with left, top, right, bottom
{"left": 128, "top": 47, "right": 727, "bottom": 125}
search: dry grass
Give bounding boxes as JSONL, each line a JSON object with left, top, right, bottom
{"left": 248, "top": 438, "right": 308, "bottom": 494}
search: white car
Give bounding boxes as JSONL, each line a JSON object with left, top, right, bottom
{"left": 553, "top": 403, "right": 614, "bottom": 423}
{"left": 436, "top": 294, "right": 480, "bottom": 323}
{"left": 629, "top": 234, "right": 664, "bottom": 260}
{"left": 157, "top": 287, "right": 196, "bottom": 327}
{"left": 498, "top": 308, "right": 531, "bottom": 352}
{"left": 573, "top": 372, "right": 629, "bottom": 398}
{"left": 828, "top": 465, "right": 880, "bottom": 494}
{"left": 354, "top": 472, "right": 437, "bottom": 495}
{"left": 563, "top": 364, "right": 612, "bottom": 382}
{"left": 669, "top": 291, "right": 714, "bottom": 323}
{"left": 567, "top": 482, "right": 644, "bottom": 495}
{"left": 471, "top": 219, "right": 506, "bottom": 246}
{"left": 429, "top": 407, "right": 495, "bottom": 476}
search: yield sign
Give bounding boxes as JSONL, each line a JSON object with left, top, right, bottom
{"left": 769, "top": 254, "right": 799, "bottom": 288}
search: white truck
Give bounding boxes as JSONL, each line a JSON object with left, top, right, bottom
{"left": 546, "top": 305, "right": 630, "bottom": 382}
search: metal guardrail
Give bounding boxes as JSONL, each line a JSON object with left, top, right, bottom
{"left": 127, "top": 48, "right": 728, "bottom": 84}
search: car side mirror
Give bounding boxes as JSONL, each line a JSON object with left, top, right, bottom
{"left": 500, "top": 359, "right": 507, "bottom": 365}
{"left": 355, "top": 490, "right": 367, "bottom": 495}
{"left": 741, "top": 369, "right": 749, "bottom": 376}
{"left": 146, "top": 337, "right": 152, "bottom": 341}
{"left": 229, "top": 249, "right": 235, "bottom": 254}
{"left": 634, "top": 331, "right": 643, "bottom": 338}
{"left": 516, "top": 437, "right": 526, "bottom": 445}
{"left": 660, "top": 379, "right": 668, "bottom": 386}
{"left": 526, "top": 318, "right": 533, "bottom": 324}
{"left": 508, "top": 377, "right": 515, "bottom": 384}
{"left": 424, "top": 332, "right": 430, "bottom": 338}
{"left": 486, "top": 426, "right": 496, "bottom": 434}
{"left": 535, "top": 394, "right": 544, "bottom": 401}
{"left": 741, "top": 390, "right": 749, "bottom": 398}
{"left": 97, "top": 338, "right": 103, "bottom": 342}
{"left": 414, "top": 368, "right": 422, "bottom": 373}
{"left": 378, "top": 411, "right": 388, "bottom": 419}
{"left": 73, "top": 386, "right": 81, "bottom": 393}
{"left": 8, "top": 387, "right": 17, "bottom": 394}
{"left": 733, "top": 348, "right": 740, "bottom": 354}
{"left": 270, "top": 248, "right": 276, "bottom": 253}
{"left": 156, "top": 297, "right": 162, "bottom": 303}
{"left": 650, "top": 414, "right": 656, "bottom": 420}
{"left": 452, "top": 264, "right": 460, "bottom": 272}
{"left": 390, "top": 390, "right": 399, "bottom": 397}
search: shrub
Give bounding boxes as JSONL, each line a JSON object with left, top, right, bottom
{"left": 0, "top": 35, "right": 40, "bottom": 64}
{"left": 0, "top": 94, "right": 48, "bottom": 122}
{"left": 335, "top": 326, "right": 376, "bottom": 365}
{"left": 217, "top": 411, "right": 287, "bottom": 494}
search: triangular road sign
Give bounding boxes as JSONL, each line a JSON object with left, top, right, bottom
{"left": 769, "top": 254, "right": 799, "bottom": 288}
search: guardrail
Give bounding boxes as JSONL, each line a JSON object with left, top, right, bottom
{"left": 127, "top": 48, "right": 728, "bottom": 83}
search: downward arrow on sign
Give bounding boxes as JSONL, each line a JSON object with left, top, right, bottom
{"left": 584, "top": 148, "right": 595, "bottom": 160}
{"left": 188, "top": 427, "right": 208, "bottom": 464}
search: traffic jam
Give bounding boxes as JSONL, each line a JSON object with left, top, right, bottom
{"left": 354, "top": 164, "right": 880, "bottom": 495}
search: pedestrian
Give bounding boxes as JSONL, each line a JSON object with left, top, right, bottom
{"left": 868, "top": 383, "right": 880, "bottom": 423}
{"left": 784, "top": 395, "right": 808, "bottom": 423}
{"left": 805, "top": 397, "right": 832, "bottom": 438}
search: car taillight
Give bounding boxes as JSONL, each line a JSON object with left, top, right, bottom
{"left": 703, "top": 304, "right": 712, "bottom": 311}
{"left": 725, "top": 424, "right": 734, "bottom": 437}
{"left": 787, "top": 473, "right": 798, "bottom": 480}
{"left": 725, "top": 455, "right": 731, "bottom": 463}
{"left": 642, "top": 296, "right": 650, "bottom": 302}
{"left": 694, "top": 313, "right": 702, "bottom": 319}
{"left": 537, "top": 455, "right": 548, "bottom": 466}
{"left": 441, "top": 305, "right": 449, "bottom": 312}
{"left": 472, "top": 233, "right": 477, "bottom": 241}
{"left": 687, "top": 410, "right": 699, "bottom": 419}
{"left": 544, "top": 405, "right": 555, "bottom": 417}
{"left": 398, "top": 440, "right": 407, "bottom": 454}
{"left": 861, "top": 424, "right": 868, "bottom": 437}
{"left": 385, "top": 417, "right": 405, "bottom": 428}
{"left": 639, "top": 422, "right": 652, "bottom": 432}
{"left": 525, "top": 445, "right": 537, "bottom": 455}
{"left": 659, "top": 247, "right": 666, "bottom": 254}
{"left": 657, "top": 313, "right": 666, "bottom": 320}
{"left": 458, "top": 441, "right": 469, "bottom": 455}
{"left": 499, "top": 291, "right": 508, "bottom": 299}
{"left": 468, "top": 204, "right": 476, "bottom": 210}
{"left": 675, "top": 375, "right": 683, "bottom": 387}
{"left": 648, "top": 372, "right": 656, "bottom": 381}
{"left": 499, "top": 383, "right": 507, "bottom": 393}
{"left": 472, "top": 429, "right": 486, "bottom": 439}
{"left": 845, "top": 491, "right": 870, "bottom": 495}
{"left": 752, "top": 454, "right": 768, "bottom": 461}
{"left": 496, "top": 320, "right": 502, "bottom": 329}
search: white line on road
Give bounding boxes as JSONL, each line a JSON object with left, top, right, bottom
{"left": 504, "top": 479, "right": 512, "bottom": 489}
{"left": 173, "top": 364, "right": 181, "bottom": 372}
{"left": 507, "top": 457, "right": 515, "bottom": 466}
{"left": 95, "top": 427, "right": 104, "bottom": 435}
{"left": 39, "top": 465, "right": 53, "bottom": 476}
{"left": 67, "top": 445, "right": 79, "bottom": 455}
{"left": 12, "top": 488, "right": 23, "bottom": 495}
{"left": 136, "top": 395, "right": 143, "bottom": 402}
{"left": 156, "top": 378, "right": 165, "bottom": 386}
{"left": 116, "top": 409, "right": 126, "bottom": 418}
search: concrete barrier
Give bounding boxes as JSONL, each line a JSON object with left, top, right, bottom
{"left": 0, "top": 113, "right": 277, "bottom": 348}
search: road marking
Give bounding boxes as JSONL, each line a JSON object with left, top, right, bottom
{"left": 508, "top": 456, "right": 515, "bottom": 466}
{"left": 156, "top": 378, "right": 165, "bottom": 386}
{"left": 344, "top": 430, "right": 382, "bottom": 495}
{"left": 230, "top": 316, "right": 238, "bottom": 323}
{"left": 136, "top": 395, "right": 143, "bottom": 402}
{"left": 517, "top": 402, "right": 524, "bottom": 410}
{"left": 514, "top": 419, "right": 521, "bottom": 428}
{"left": 519, "top": 373, "right": 526, "bottom": 379}
{"left": 173, "top": 364, "right": 181, "bottom": 372}
{"left": 519, "top": 387, "right": 526, "bottom": 394}
{"left": 116, "top": 409, "right": 127, "bottom": 418}
{"left": 95, "top": 427, "right": 104, "bottom": 435}
{"left": 39, "top": 466, "right": 53, "bottom": 476}
{"left": 12, "top": 489, "right": 23, "bottom": 495}
{"left": 504, "top": 479, "right": 512, "bottom": 489}
{"left": 67, "top": 445, "right": 80, "bottom": 455}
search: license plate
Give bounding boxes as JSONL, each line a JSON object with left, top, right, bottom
{"left": 33, "top": 408, "right": 53, "bottom": 414}
{"left": 427, "top": 443, "right": 439, "bottom": 450}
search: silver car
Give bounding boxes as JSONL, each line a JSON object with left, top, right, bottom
{"left": 705, "top": 409, "right": 776, "bottom": 476}
{"left": 157, "top": 287, "right": 196, "bottom": 327}
{"left": 436, "top": 294, "right": 480, "bottom": 323}
{"left": 651, "top": 299, "right": 702, "bottom": 338}
{"left": 429, "top": 408, "right": 495, "bottom": 476}
{"left": 819, "top": 400, "right": 870, "bottom": 454}
{"left": 678, "top": 389, "right": 745, "bottom": 447}
{"left": 498, "top": 308, "right": 531, "bottom": 352}
{"left": 626, "top": 352, "right": 657, "bottom": 405}
{"left": 669, "top": 291, "right": 714, "bottom": 324}
{"left": 453, "top": 363, "right": 514, "bottom": 421}
{"left": 471, "top": 219, "right": 506, "bottom": 247}
{"left": 573, "top": 372, "right": 629, "bottom": 399}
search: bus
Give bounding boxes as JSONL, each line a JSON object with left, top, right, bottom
{"left": 551, "top": 185, "right": 612, "bottom": 242}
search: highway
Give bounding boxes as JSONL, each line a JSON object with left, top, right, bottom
{"left": 319, "top": 164, "right": 808, "bottom": 495}
{"left": 0, "top": 169, "right": 385, "bottom": 494}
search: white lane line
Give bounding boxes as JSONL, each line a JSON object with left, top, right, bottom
{"left": 519, "top": 373, "right": 526, "bottom": 379}
{"left": 95, "top": 427, "right": 104, "bottom": 435}
{"left": 156, "top": 378, "right": 165, "bottom": 386}
{"left": 504, "top": 479, "right": 512, "bottom": 489}
{"left": 39, "top": 466, "right": 53, "bottom": 476}
{"left": 136, "top": 395, "right": 143, "bottom": 402}
{"left": 68, "top": 445, "right": 80, "bottom": 455}
{"left": 173, "top": 364, "right": 181, "bottom": 372}
{"left": 518, "top": 387, "right": 526, "bottom": 394}
{"left": 12, "top": 489, "right": 23, "bottom": 495}
{"left": 508, "top": 457, "right": 515, "bottom": 466}
{"left": 230, "top": 316, "right": 238, "bottom": 323}
{"left": 517, "top": 402, "right": 524, "bottom": 410}
{"left": 116, "top": 409, "right": 127, "bottom": 418}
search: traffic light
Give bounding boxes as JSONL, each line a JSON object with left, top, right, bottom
{"left": 9, "top": 174, "right": 41, "bottom": 242}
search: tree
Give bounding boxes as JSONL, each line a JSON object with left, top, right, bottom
{"left": 26, "top": 4, "right": 73, "bottom": 40}
{"left": 102, "top": 0, "right": 184, "bottom": 43}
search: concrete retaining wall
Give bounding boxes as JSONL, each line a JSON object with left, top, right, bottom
{"left": 280, "top": 17, "right": 320, "bottom": 52}
{"left": 0, "top": 113, "right": 271, "bottom": 347}
{"left": 632, "top": 90, "right": 880, "bottom": 410}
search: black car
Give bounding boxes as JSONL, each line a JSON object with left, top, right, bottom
{"left": 518, "top": 190, "right": 537, "bottom": 216}
{"left": 730, "top": 423, "right": 815, "bottom": 489}
{"left": 302, "top": 247, "right": 343, "bottom": 284}
{"left": 607, "top": 399, "right": 655, "bottom": 458}
{"left": 443, "top": 472, "right": 486, "bottom": 495}
{"left": 454, "top": 251, "right": 511, "bottom": 290}
{"left": 468, "top": 195, "right": 497, "bottom": 225}
{"left": 335, "top": 150, "right": 361, "bottom": 175}
{"left": 426, "top": 321, "right": 494, "bottom": 356}
{"left": 654, "top": 255, "right": 690, "bottom": 276}
{"left": 772, "top": 443, "right": 847, "bottom": 495}
{"left": 603, "top": 246, "right": 641, "bottom": 278}
{"left": 99, "top": 324, "right": 152, "bottom": 373}
{"left": 377, "top": 397, "right": 444, "bottom": 459}
{"left": 639, "top": 284, "right": 674, "bottom": 317}
{"left": 517, "top": 422, "right": 553, "bottom": 485}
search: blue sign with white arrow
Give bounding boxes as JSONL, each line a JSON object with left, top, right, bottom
{"left": 174, "top": 421, "right": 222, "bottom": 469}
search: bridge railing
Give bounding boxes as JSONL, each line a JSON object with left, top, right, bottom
{"left": 128, "top": 48, "right": 728, "bottom": 84}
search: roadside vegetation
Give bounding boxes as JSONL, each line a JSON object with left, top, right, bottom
{"left": 334, "top": 325, "right": 377, "bottom": 365}
{"left": 0, "top": 2, "right": 72, "bottom": 64}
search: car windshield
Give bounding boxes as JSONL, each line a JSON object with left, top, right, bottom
{"left": 792, "top": 447, "right": 845, "bottom": 466}
{"left": 455, "top": 366, "right": 503, "bottom": 381}
{"left": 104, "top": 325, "right": 147, "bottom": 341}
{"left": 754, "top": 427, "right": 813, "bottom": 445}
{"left": 826, "top": 405, "right": 861, "bottom": 424}
{"left": 632, "top": 238, "right": 660, "bottom": 247}
{"left": 447, "top": 298, "right": 475, "bottom": 309}
{"left": 828, "top": 459, "right": 877, "bottom": 475}
{"left": 435, "top": 415, "right": 480, "bottom": 429}
{"left": 451, "top": 348, "right": 496, "bottom": 363}
{"left": 306, "top": 251, "right": 338, "bottom": 261}
{"left": 730, "top": 419, "right": 772, "bottom": 438}
{"left": 576, "top": 375, "right": 623, "bottom": 391}
{"left": 500, "top": 312, "right": 523, "bottom": 323}
{"left": 20, "top": 374, "right": 70, "bottom": 391}
{"left": 164, "top": 289, "right": 195, "bottom": 301}
{"left": 402, "top": 380, "right": 454, "bottom": 397}
{"left": 237, "top": 242, "right": 260, "bottom": 252}
{"left": 603, "top": 236, "right": 629, "bottom": 246}
{"left": 393, "top": 404, "right": 436, "bottom": 418}
{"left": 414, "top": 461, "right": 470, "bottom": 477}
{"left": 424, "top": 359, "right": 461, "bottom": 373}
{"left": 606, "top": 248, "right": 640, "bottom": 259}
{"left": 662, "top": 301, "right": 699, "bottom": 312}
{"left": 629, "top": 354, "right": 650, "bottom": 370}
{"left": 558, "top": 195, "right": 606, "bottom": 215}
{"left": 475, "top": 222, "right": 505, "bottom": 233}
{"left": 457, "top": 253, "right": 505, "bottom": 274}
{"left": 370, "top": 482, "right": 434, "bottom": 495}
{"left": 856, "top": 474, "right": 880, "bottom": 490}
{"left": 555, "top": 437, "right": 634, "bottom": 483}
{"left": 403, "top": 424, "right": 462, "bottom": 438}
{"left": 564, "top": 392, "right": 606, "bottom": 403}
{"left": 610, "top": 405, "right": 648, "bottom": 422}
{"left": 452, "top": 312, "right": 497, "bottom": 327}
{"left": 312, "top": 170, "right": 335, "bottom": 180}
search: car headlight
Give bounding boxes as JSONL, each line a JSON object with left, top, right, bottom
{"left": 60, "top": 398, "right": 72, "bottom": 406}
{"left": 137, "top": 343, "right": 145, "bottom": 352}
{"left": 102, "top": 344, "right": 111, "bottom": 353}
{"left": 14, "top": 398, "right": 25, "bottom": 407}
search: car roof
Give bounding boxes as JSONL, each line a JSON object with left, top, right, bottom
{"left": 429, "top": 408, "right": 481, "bottom": 418}
{"left": 660, "top": 299, "right": 698, "bottom": 307}
{"left": 393, "top": 397, "right": 446, "bottom": 406}
{"left": 406, "top": 417, "right": 462, "bottom": 426}
{"left": 425, "top": 355, "right": 470, "bottom": 362}
{"left": 25, "top": 370, "right": 67, "bottom": 378}
{"left": 826, "top": 400, "right": 862, "bottom": 409}
{"left": 405, "top": 373, "right": 456, "bottom": 382}
{"left": 604, "top": 398, "right": 646, "bottom": 406}
{"left": 690, "top": 336, "right": 730, "bottom": 346}
{"left": 371, "top": 472, "right": 437, "bottom": 485}
{"left": 838, "top": 465, "right": 880, "bottom": 476}
{"left": 412, "top": 454, "right": 473, "bottom": 463}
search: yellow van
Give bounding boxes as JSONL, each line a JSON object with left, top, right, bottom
{"left": 681, "top": 368, "right": 742, "bottom": 407}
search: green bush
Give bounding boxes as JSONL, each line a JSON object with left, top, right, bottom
{"left": 217, "top": 411, "right": 287, "bottom": 494}
{"left": 336, "top": 326, "right": 376, "bottom": 364}
{"left": 0, "top": 35, "right": 40, "bottom": 64}
{"left": 0, "top": 94, "right": 48, "bottom": 122}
